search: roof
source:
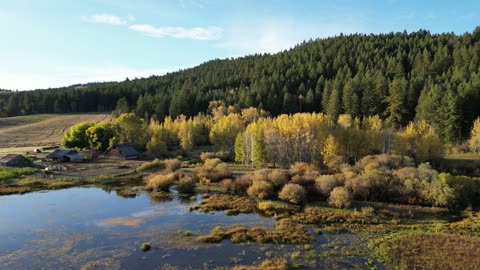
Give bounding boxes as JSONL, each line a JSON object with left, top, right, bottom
{"left": 115, "top": 144, "right": 139, "bottom": 157}
{"left": 65, "top": 153, "right": 84, "bottom": 161}
{"left": 46, "top": 149, "right": 78, "bottom": 158}
{"left": 0, "top": 154, "right": 24, "bottom": 163}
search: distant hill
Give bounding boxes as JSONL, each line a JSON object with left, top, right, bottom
{"left": 1, "top": 28, "right": 479, "bottom": 142}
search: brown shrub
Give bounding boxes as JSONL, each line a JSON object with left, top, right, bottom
{"left": 193, "top": 158, "right": 232, "bottom": 182}
{"left": 136, "top": 159, "right": 165, "bottom": 172}
{"left": 289, "top": 162, "right": 318, "bottom": 176}
{"left": 278, "top": 184, "right": 307, "bottom": 205}
{"left": 233, "top": 175, "right": 253, "bottom": 194}
{"left": 257, "top": 201, "right": 275, "bottom": 212}
{"left": 146, "top": 173, "right": 178, "bottom": 192}
{"left": 328, "top": 187, "right": 352, "bottom": 208}
{"left": 315, "top": 174, "right": 341, "bottom": 198}
{"left": 200, "top": 151, "right": 231, "bottom": 162}
{"left": 267, "top": 169, "right": 289, "bottom": 189}
{"left": 164, "top": 158, "right": 182, "bottom": 172}
{"left": 247, "top": 180, "right": 275, "bottom": 200}
{"left": 221, "top": 179, "right": 233, "bottom": 192}
{"left": 176, "top": 175, "right": 196, "bottom": 194}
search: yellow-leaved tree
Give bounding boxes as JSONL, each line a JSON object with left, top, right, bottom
{"left": 469, "top": 117, "right": 480, "bottom": 154}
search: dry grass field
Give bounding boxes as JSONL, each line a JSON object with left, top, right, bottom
{"left": 0, "top": 113, "right": 111, "bottom": 151}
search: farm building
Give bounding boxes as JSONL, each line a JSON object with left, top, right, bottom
{"left": 104, "top": 144, "right": 140, "bottom": 160}
{"left": 0, "top": 154, "right": 30, "bottom": 167}
{"left": 46, "top": 149, "right": 84, "bottom": 162}
{"left": 81, "top": 148, "right": 103, "bottom": 159}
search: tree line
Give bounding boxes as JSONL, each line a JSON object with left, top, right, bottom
{"left": 3, "top": 28, "right": 480, "bottom": 143}
{"left": 64, "top": 102, "right": 480, "bottom": 169}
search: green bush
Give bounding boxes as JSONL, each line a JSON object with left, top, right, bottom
{"left": 439, "top": 173, "right": 480, "bottom": 208}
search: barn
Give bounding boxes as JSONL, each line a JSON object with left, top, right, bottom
{"left": 0, "top": 154, "right": 29, "bottom": 167}
{"left": 104, "top": 144, "right": 140, "bottom": 160}
{"left": 46, "top": 149, "right": 84, "bottom": 162}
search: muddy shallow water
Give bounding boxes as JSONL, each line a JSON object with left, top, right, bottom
{"left": 0, "top": 187, "right": 385, "bottom": 269}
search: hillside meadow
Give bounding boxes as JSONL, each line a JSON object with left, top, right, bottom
{"left": 0, "top": 113, "right": 110, "bottom": 152}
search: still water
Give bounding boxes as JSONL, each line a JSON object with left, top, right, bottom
{"left": 0, "top": 187, "right": 382, "bottom": 269}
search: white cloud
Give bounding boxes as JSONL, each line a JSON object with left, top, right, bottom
{"left": 0, "top": 65, "right": 181, "bottom": 91}
{"left": 215, "top": 18, "right": 366, "bottom": 54}
{"left": 82, "top": 14, "right": 135, "bottom": 25}
{"left": 129, "top": 24, "right": 223, "bottom": 40}
{"left": 214, "top": 21, "right": 306, "bottom": 54}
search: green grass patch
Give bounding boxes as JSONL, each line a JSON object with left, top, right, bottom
{"left": 0, "top": 166, "right": 37, "bottom": 184}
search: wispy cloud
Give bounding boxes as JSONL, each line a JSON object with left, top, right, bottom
{"left": 82, "top": 14, "right": 135, "bottom": 25}
{"left": 129, "top": 24, "right": 223, "bottom": 40}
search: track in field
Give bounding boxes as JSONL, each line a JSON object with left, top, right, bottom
{"left": 0, "top": 114, "right": 111, "bottom": 148}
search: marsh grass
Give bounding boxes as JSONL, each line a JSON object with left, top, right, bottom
{"left": 370, "top": 232, "right": 480, "bottom": 270}
{"left": 232, "top": 258, "right": 288, "bottom": 270}
{"left": 197, "top": 219, "right": 313, "bottom": 245}
{"left": 191, "top": 194, "right": 257, "bottom": 215}
{"left": 136, "top": 159, "right": 165, "bottom": 172}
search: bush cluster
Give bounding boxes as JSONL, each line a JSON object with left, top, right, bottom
{"left": 193, "top": 158, "right": 232, "bottom": 182}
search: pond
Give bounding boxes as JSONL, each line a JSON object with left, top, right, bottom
{"left": 0, "top": 187, "right": 385, "bottom": 269}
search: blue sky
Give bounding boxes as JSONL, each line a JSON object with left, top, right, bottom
{"left": 0, "top": 0, "right": 478, "bottom": 90}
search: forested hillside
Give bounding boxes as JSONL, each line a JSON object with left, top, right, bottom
{"left": 1, "top": 28, "right": 480, "bottom": 142}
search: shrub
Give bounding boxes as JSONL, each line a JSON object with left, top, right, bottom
{"left": 356, "top": 154, "right": 414, "bottom": 173}
{"left": 267, "top": 169, "right": 289, "bottom": 189}
{"left": 247, "top": 180, "right": 275, "bottom": 200}
{"left": 290, "top": 174, "right": 316, "bottom": 188}
{"left": 140, "top": 243, "right": 151, "bottom": 251}
{"left": 200, "top": 152, "right": 216, "bottom": 161}
{"left": 146, "top": 173, "right": 178, "bottom": 192}
{"left": 136, "top": 159, "right": 165, "bottom": 172}
{"left": 233, "top": 175, "right": 253, "bottom": 194}
{"left": 361, "top": 206, "right": 375, "bottom": 217}
{"left": 278, "top": 184, "right": 307, "bottom": 205}
{"left": 176, "top": 175, "right": 196, "bottom": 194}
{"left": 257, "top": 201, "right": 275, "bottom": 212}
{"left": 315, "top": 174, "right": 341, "bottom": 198}
{"left": 164, "top": 158, "right": 182, "bottom": 172}
{"left": 221, "top": 179, "right": 232, "bottom": 192}
{"left": 200, "top": 151, "right": 231, "bottom": 162}
{"left": 346, "top": 168, "right": 403, "bottom": 202}
{"left": 289, "top": 162, "right": 318, "bottom": 176}
{"left": 328, "top": 187, "right": 352, "bottom": 208}
{"left": 193, "top": 158, "right": 232, "bottom": 182}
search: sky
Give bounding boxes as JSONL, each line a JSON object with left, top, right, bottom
{"left": 0, "top": 0, "right": 478, "bottom": 91}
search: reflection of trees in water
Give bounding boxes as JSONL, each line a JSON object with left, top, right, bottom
{"left": 115, "top": 188, "right": 138, "bottom": 198}
{"left": 148, "top": 191, "right": 198, "bottom": 205}
{"left": 149, "top": 192, "right": 174, "bottom": 204}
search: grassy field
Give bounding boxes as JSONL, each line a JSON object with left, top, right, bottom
{"left": 0, "top": 113, "right": 111, "bottom": 151}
